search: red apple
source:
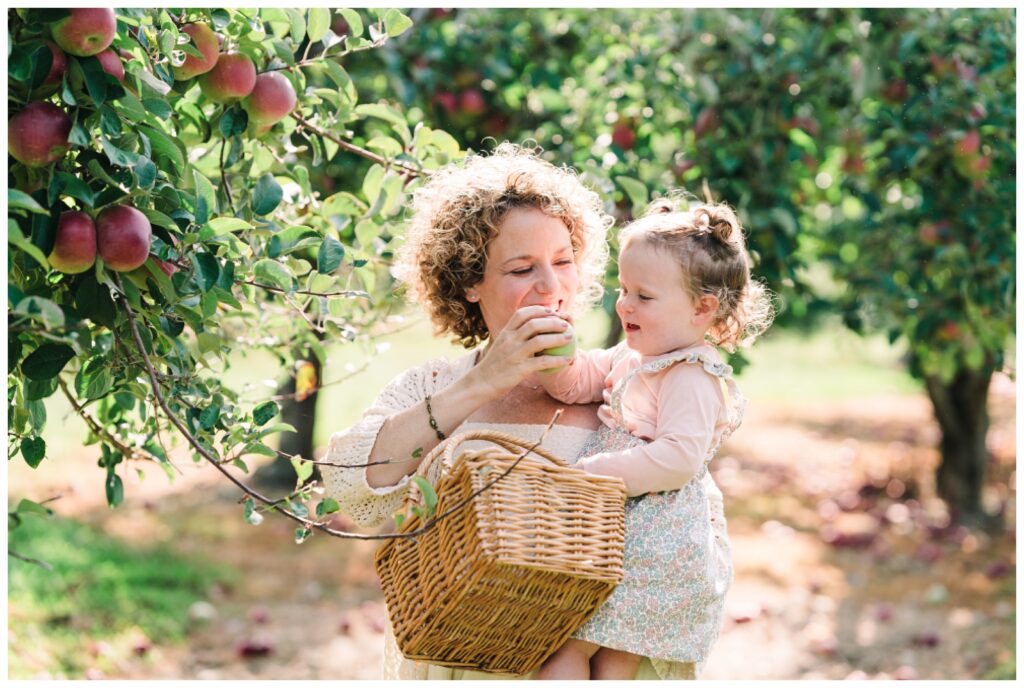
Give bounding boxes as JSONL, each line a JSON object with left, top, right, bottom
{"left": 242, "top": 72, "right": 297, "bottom": 127}
{"left": 954, "top": 131, "right": 981, "bottom": 157}
{"left": 880, "top": 79, "right": 908, "bottom": 103}
{"left": 95, "top": 48, "right": 125, "bottom": 83}
{"left": 611, "top": 122, "right": 636, "bottom": 150}
{"left": 42, "top": 40, "right": 68, "bottom": 86}
{"left": 172, "top": 23, "right": 220, "bottom": 80}
{"left": 694, "top": 107, "right": 720, "bottom": 139}
{"left": 8, "top": 102, "right": 72, "bottom": 167}
{"left": 200, "top": 52, "right": 257, "bottom": 102}
{"left": 331, "top": 17, "right": 350, "bottom": 36}
{"left": 49, "top": 211, "right": 97, "bottom": 274}
{"left": 51, "top": 8, "right": 116, "bottom": 57}
{"left": 152, "top": 257, "right": 178, "bottom": 277}
{"left": 458, "top": 89, "right": 486, "bottom": 116}
{"left": 96, "top": 204, "right": 152, "bottom": 272}
{"left": 432, "top": 91, "right": 457, "bottom": 114}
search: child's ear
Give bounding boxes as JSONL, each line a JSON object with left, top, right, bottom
{"left": 693, "top": 294, "right": 719, "bottom": 324}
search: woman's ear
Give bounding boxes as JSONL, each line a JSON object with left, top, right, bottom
{"left": 465, "top": 289, "right": 479, "bottom": 303}
{"left": 693, "top": 294, "right": 719, "bottom": 325}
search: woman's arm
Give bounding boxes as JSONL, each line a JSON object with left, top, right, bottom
{"left": 576, "top": 364, "right": 724, "bottom": 496}
{"left": 321, "top": 306, "right": 576, "bottom": 526}
{"left": 366, "top": 306, "right": 577, "bottom": 486}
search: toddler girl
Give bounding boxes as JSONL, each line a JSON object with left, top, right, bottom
{"left": 535, "top": 198, "right": 773, "bottom": 680}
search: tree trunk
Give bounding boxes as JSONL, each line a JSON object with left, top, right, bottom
{"left": 253, "top": 351, "right": 322, "bottom": 491}
{"left": 603, "top": 314, "right": 623, "bottom": 349}
{"left": 922, "top": 362, "right": 996, "bottom": 527}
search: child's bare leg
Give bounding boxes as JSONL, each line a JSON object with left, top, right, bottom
{"left": 591, "top": 646, "right": 644, "bottom": 680}
{"left": 537, "top": 638, "right": 599, "bottom": 680}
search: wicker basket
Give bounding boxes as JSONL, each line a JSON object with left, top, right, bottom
{"left": 374, "top": 429, "right": 627, "bottom": 675}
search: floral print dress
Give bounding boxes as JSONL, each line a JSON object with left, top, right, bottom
{"left": 569, "top": 350, "right": 744, "bottom": 675}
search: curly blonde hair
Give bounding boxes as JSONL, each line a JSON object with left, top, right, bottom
{"left": 394, "top": 143, "right": 613, "bottom": 348}
{"left": 620, "top": 197, "right": 775, "bottom": 352}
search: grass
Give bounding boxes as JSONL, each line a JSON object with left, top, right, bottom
{"left": 7, "top": 514, "right": 235, "bottom": 679}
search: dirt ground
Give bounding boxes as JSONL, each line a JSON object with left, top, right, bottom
{"left": 8, "top": 379, "right": 1016, "bottom": 680}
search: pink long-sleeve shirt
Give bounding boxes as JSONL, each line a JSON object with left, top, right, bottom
{"left": 540, "top": 341, "right": 734, "bottom": 497}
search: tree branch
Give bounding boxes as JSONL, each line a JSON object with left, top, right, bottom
{"left": 57, "top": 378, "right": 179, "bottom": 474}
{"left": 242, "top": 279, "right": 368, "bottom": 299}
{"left": 290, "top": 113, "right": 425, "bottom": 177}
{"left": 8, "top": 549, "right": 53, "bottom": 571}
{"left": 113, "top": 274, "right": 559, "bottom": 542}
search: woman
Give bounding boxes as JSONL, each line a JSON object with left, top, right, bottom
{"left": 322, "top": 144, "right": 730, "bottom": 679}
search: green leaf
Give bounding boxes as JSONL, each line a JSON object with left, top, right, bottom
{"left": 307, "top": 8, "right": 331, "bottom": 42}
{"left": 294, "top": 527, "right": 311, "bottom": 544}
{"left": 252, "top": 174, "right": 283, "bottom": 215}
{"left": 207, "top": 217, "right": 253, "bottom": 233}
{"left": 383, "top": 9, "right": 413, "bottom": 38}
{"left": 315, "top": 498, "right": 340, "bottom": 517}
{"left": 139, "top": 124, "right": 185, "bottom": 175}
{"left": 24, "top": 377, "right": 59, "bottom": 401}
{"left": 193, "top": 252, "right": 220, "bottom": 292}
{"left": 218, "top": 107, "right": 248, "bottom": 138}
{"left": 49, "top": 172, "right": 96, "bottom": 207}
{"left": 80, "top": 55, "right": 109, "bottom": 106}
{"left": 615, "top": 176, "right": 648, "bottom": 211}
{"left": 74, "top": 356, "right": 113, "bottom": 400}
{"left": 253, "top": 258, "right": 295, "bottom": 293}
{"left": 411, "top": 476, "right": 438, "bottom": 517}
{"left": 267, "top": 225, "right": 319, "bottom": 258}
{"left": 193, "top": 169, "right": 217, "bottom": 226}
{"left": 362, "top": 164, "right": 384, "bottom": 206}
{"left": 21, "top": 344, "right": 75, "bottom": 381}
{"left": 316, "top": 235, "right": 345, "bottom": 273}
{"left": 253, "top": 400, "right": 279, "bottom": 426}
{"left": 20, "top": 437, "right": 46, "bottom": 468}
{"left": 14, "top": 296, "right": 65, "bottom": 330}
{"left": 199, "top": 404, "right": 221, "bottom": 430}
{"left": 8, "top": 189, "right": 49, "bottom": 215}
{"left": 15, "top": 498, "right": 54, "bottom": 517}
{"left": 8, "top": 221, "right": 50, "bottom": 269}
{"left": 321, "top": 61, "right": 357, "bottom": 104}
{"left": 355, "top": 103, "right": 407, "bottom": 128}
{"left": 241, "top": 442, "right": 278, "bottom": 458}
{"left": 290, "top": 456, "right": 314, "bottom": 484}
{"left": 134, "top": 156, "right": 157, "bottom": 189}
{"left": 105, "top": 468, "right": 124, "bottom": 508}
{"left": 339, "top": 9, "right": 363, "bottom": 36}
{"left": 321, "top": 191, "right": 366, "bottom": 217}
{"left": 243, "top": 497, "right": 264, "bottom": 525}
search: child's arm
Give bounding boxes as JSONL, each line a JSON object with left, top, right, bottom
{"left": 576, "top": 364, "right": 723, "bottom": 497}
{"left": 538, "top": 342, "right": 622, "bottom": 404}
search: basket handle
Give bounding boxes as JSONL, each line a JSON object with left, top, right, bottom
{"left": 405, "top": 429, "right": 570, "bottom": 508}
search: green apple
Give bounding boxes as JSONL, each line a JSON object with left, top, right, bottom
{"left": 540, "top": 322, "right": 576, "bottom": 373}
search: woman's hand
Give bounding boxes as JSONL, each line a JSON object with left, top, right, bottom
{"left": 469, "top": 305, "right": 576, "bottom": 399}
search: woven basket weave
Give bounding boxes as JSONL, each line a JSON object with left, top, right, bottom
{"left": 374, "top": 429, "right": 627, "bottom": 675}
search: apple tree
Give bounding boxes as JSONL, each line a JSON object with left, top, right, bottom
{"left": 820, "top": 9, "right": 1015, "bottom": 526}
{"left": 352, "top": 8, "right": 861, "bottom": 356}
{"left": 7, "top": 7, "right": 461, "bottom": 544}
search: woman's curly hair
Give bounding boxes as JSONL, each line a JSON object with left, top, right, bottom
{"left": 394, "top": 143, "right": 613, "bottom": 348}
{"left": 620, "top": 196, "right": 775, "bottom": 352}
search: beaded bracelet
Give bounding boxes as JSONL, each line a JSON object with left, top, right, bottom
{"left": 424, "top": 395, "right": 446, "bottom": 441}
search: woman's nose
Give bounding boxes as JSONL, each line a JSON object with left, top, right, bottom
{"left": 534, "top": 264, "right": 557, "bottom": 294}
